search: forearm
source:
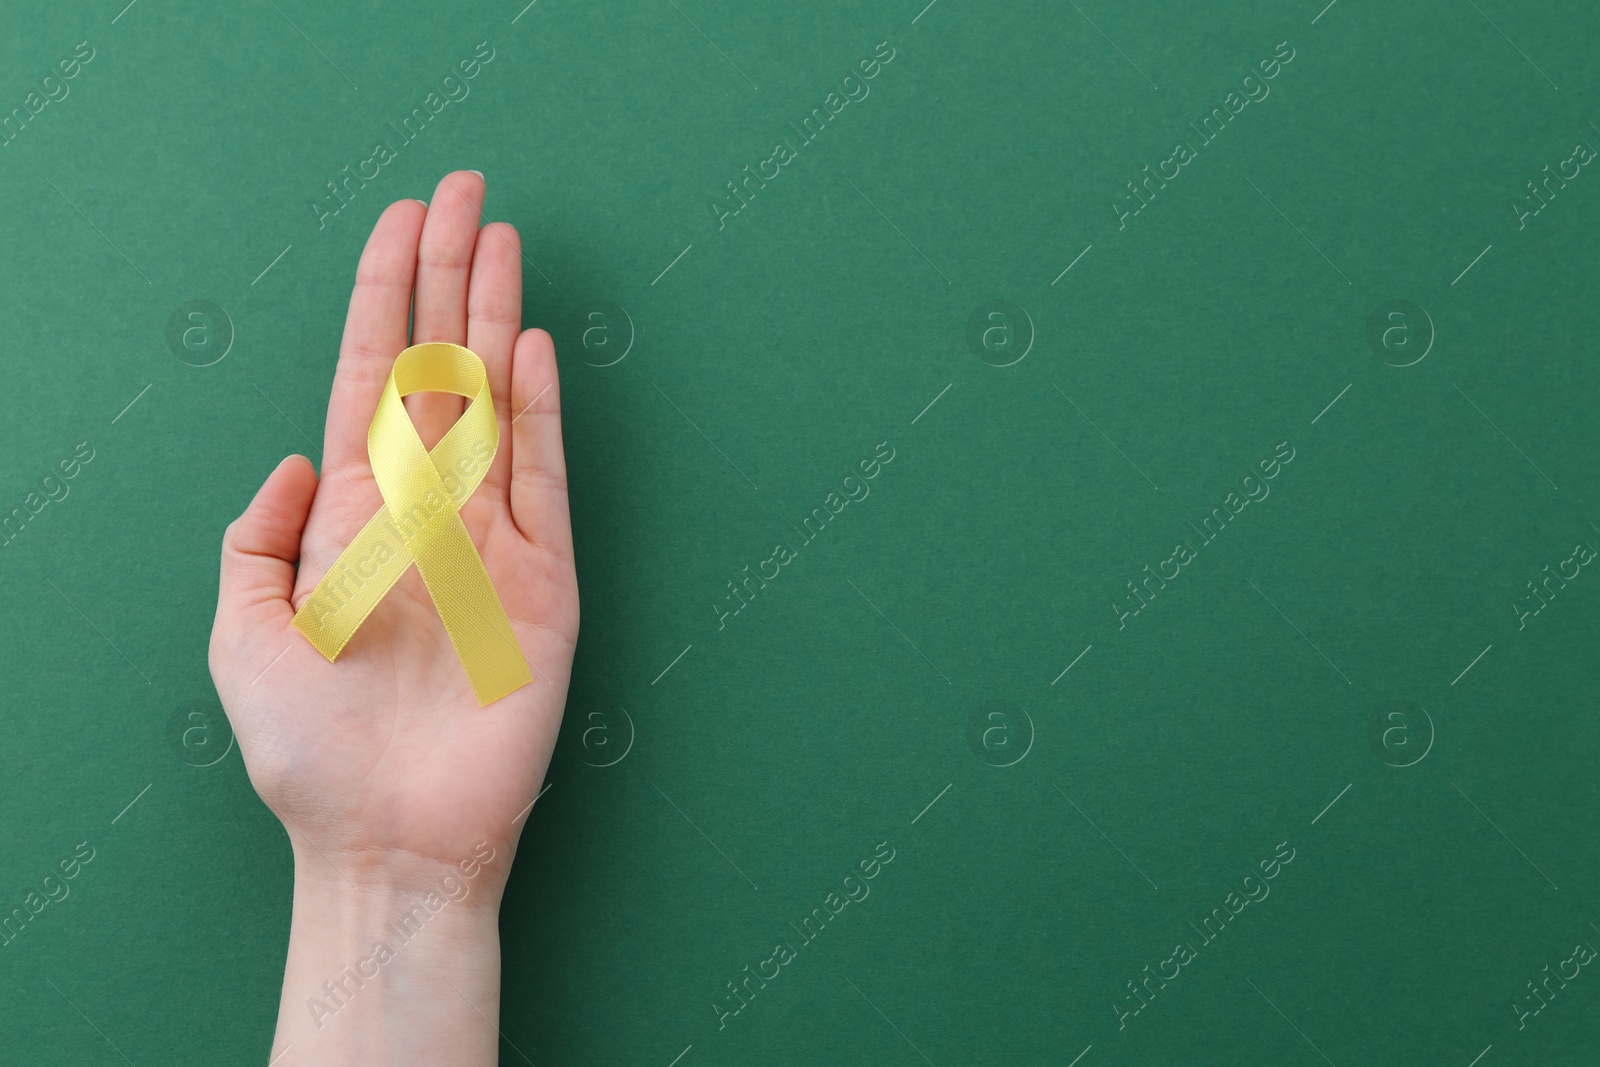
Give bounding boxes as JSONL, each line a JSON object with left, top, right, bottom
{"left": 268, "top": 842, "right": 506, "bottom": 1065}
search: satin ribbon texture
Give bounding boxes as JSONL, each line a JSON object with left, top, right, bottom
{"left": 291, "top": 342, "right": 532, "bottom": 705}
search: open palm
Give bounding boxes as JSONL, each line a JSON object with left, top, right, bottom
{"left": 209, "top": 172, "right": 577, "bottom": 882}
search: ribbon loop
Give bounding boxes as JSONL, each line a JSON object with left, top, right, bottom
{"left": 291, "top": 342, "right": 532, "bottom": 705}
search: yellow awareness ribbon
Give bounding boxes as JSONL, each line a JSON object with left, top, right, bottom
{"left": 291, "top": 342, "right": 532, "bottom": 705}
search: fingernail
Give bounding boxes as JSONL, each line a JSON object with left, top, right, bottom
{"left": 413, "top": 199, "right": 428, "bottom": 207}
{"left": 467, "top": 169, "right": 485, "bottom": 180}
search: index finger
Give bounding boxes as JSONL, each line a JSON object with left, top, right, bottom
{"left": 321, "top": 199, "right": 428, "bottom": 471}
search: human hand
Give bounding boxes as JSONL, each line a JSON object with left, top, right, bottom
{"left": 208, "top": 171, "right": 577, "bottom": 1063}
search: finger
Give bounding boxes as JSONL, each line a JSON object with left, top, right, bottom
{"left": 217, "top": 455, "right": 319, "bottom": 619}
{"left": 409, "top": 170, "right": 485, "bottom": 446}
{"left": 509, "top": 328, "right": 574, "bottom": 558}
{"left": 466, "top": 221, "right": 522, "bottom": 497}
{"left": 324, "top": 198, "right": 427, "bottom": 472}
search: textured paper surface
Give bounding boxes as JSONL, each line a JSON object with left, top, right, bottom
{"left": 1, "top": 1, "right": 1598, "bottom": 1063}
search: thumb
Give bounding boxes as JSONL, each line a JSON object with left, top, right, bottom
{"left": 217, "top": 455, "right": 319, "bottom": 622}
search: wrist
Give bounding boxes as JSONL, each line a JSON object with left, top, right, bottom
{"left": 288, "top": 836, "right": 510, "bottom": 910}
{"left": 270, "top": 839, "right": 508, "bottom": 1064}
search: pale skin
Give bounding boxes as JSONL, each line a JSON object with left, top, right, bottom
{"left": 209, "top": 171, "right": 579, "bottom": 1065}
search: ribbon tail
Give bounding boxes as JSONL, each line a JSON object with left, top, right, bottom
{"left": 291, "top": 506, "right": 416, "bottom": 661}
{"left": 411, "top": 514, "right": 533, "bottom": 705}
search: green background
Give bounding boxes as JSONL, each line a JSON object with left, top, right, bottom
{"left": 3, "top": 0, "right": 1599, "bottom": 1063}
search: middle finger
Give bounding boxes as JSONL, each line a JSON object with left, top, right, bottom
{"left": 408, "top": 170, "right": 485, "bottom": 445}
